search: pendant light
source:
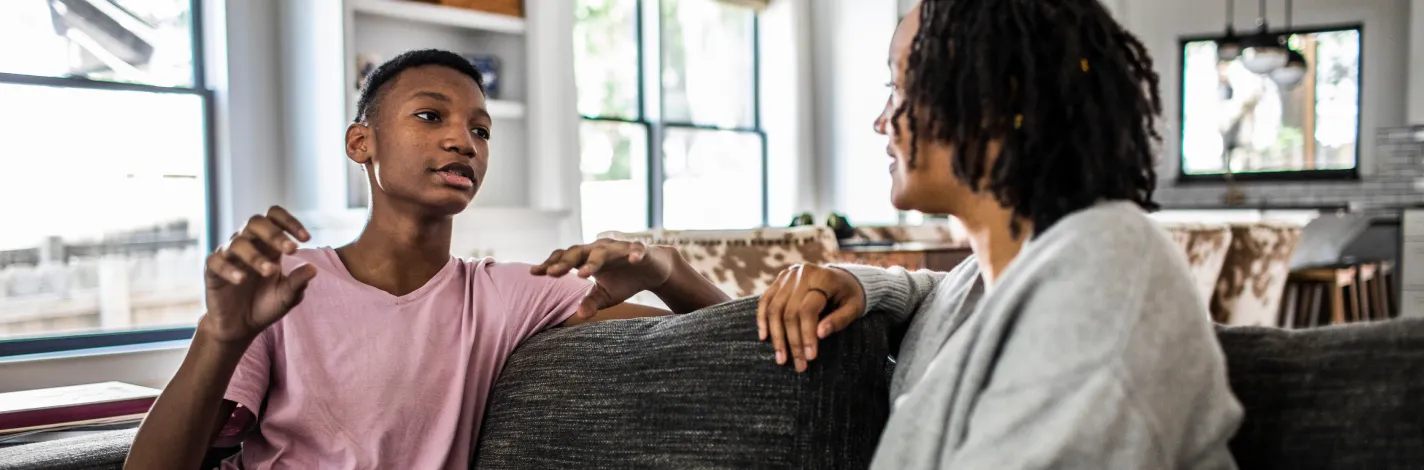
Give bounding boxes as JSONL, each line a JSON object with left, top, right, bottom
{"left": 1217, "top": 0, "right": 1243, "bottom": 61}
{"left": 1268, "top": 0, "right": 1308, "bottom": 88}
{"left": 1241, "top": 0, "right": 1288, "bottom": 73}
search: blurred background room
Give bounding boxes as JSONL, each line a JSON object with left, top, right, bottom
{"left": 1, "top": 0, "right": 1423, "bottom": 395}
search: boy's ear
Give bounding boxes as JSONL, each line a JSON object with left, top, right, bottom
{"left": 346, "top": 123, "right": 373, "bottom": 165}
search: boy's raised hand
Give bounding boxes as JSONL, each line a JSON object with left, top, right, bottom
{"left": 201, "top": 205, "right": 317, "bottom": 345}
{"left": 530, "top": 239, "right": 676, "bottom": 319}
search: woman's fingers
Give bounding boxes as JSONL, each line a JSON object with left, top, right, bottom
{"left": 817, "top": 304, "right": 861, "bottom": 339}
{"left": 798, "top": 290, "right": 827, "bottom": 361}
{"left": 757, "top": 271, "right": 785, "bottom": 341}
{"left": 758, "top": 264, "right": 862, "bottom": 372}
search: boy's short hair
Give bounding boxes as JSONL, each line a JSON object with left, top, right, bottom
{"left": 354, "top": 49, "right": 486, "bottom": 124}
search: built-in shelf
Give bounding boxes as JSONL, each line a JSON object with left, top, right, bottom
{"left": 351, "top": 0, "right": 526, "bottom": 34}
{"left": 487, "top": 100, "right": 525, "bottom": 119}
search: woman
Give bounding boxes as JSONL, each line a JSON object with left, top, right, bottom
{"left": 757, "top": 1, "right": 1243, "bottom": 468}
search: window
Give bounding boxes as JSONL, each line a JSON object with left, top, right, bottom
{"left": 574, "top": 0, "right": 765, "bottom": 241}
{"left": 1179, "top": 26, "right": 1361, "bottom": 181}
{"left": 0, "top": 0, "right": 211, "bottom": 356}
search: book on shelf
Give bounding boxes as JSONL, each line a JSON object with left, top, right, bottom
{"left": 0, "top": 382, "right": 159, "bottom": 435}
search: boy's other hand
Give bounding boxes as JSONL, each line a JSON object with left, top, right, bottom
{"left": 758, "top": 264, "right": 866, "bottom": 373}
{"left": 531, "top": 240, "right": 676, "bottom": 319}
{"left": 201, "top": 205, "right": 316, "bottom": 345}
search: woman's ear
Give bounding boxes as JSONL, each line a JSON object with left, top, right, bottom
{"left": 346, "top": 123, "right": 373, "bottom": 165}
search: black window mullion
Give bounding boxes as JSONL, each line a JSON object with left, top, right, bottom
{"left": 190, "top": 0, "right": 207, "bottom": 90}
{"left": 646, "top": 0, "right": 663, "bottom": 229}
{"left": 752, "top": 14, "right": 765, "bottom": 226}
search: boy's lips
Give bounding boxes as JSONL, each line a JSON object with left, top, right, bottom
{"left": 437, "top": 171, "right": 474, "bottom": 189}
{"left": 432, "top": 162, "right": 476, "bottom": 190}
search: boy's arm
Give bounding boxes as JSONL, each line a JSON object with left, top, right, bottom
{"left": 125, "top": 329, "right": 247, "bottom": 469}
{"left": 566, "top": 258, "right": 730, "bottom": 325}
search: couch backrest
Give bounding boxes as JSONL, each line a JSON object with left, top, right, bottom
{"left": 475, "top": 297, "right": 892, "bottom": 469}
{"left": 1216, "top": 317, "right": 1424, "bottom": 469}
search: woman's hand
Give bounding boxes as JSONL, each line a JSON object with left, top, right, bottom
{"left": 758, "top": 264, "right": 866, "bottom": 372}
{"left": 200, "top": 206, "right": 317, "bottom": 345}
{"left": 531, "top": 239, "right": 677, "bottom": 319}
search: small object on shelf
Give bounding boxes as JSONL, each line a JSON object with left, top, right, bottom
{"left": 826, "top": 212, "right": 856, "bottom": 240}
{"left": 789, "top": 212, "right": 815, "bottom": 228}
{"left": 408, "top": 0, "right": 523, "bottom": 18}
{"left": 463, "top": 54, "right": 501, "bottom": 99}
{"left": 355, "top": 53, "right": 380, "bottom": 91}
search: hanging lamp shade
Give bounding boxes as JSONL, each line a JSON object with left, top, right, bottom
{"left": 1242, "top": 34, "right": 1289, "bottom": 73}
{"left": 1268, "top": 49, "right": 1308, "bottom": 88}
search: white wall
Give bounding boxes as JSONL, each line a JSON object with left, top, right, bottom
{"left": 1118, "top": 0, "right": 1411, "bottom": 180}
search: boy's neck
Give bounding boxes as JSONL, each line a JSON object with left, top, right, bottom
{"left": 336, "top": 203, "right": 456, "bottom": 297}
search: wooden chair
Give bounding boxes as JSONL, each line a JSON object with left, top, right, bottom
{"left": 1280, "top": 265, "right": 1358, "bottom": 328}
{"left": 1376, "top": 261, "right": 1396, "bottom": 319}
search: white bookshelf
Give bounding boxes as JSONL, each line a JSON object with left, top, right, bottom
{"left": 350, "top": 0, "right": 527, "bottom": 34}
{"left": 278, "top": 0, "right": 584, "bottom": 254}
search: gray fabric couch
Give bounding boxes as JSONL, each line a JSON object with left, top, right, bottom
{"left": 3, "top": 300, "right": 1421, "bottom": 470}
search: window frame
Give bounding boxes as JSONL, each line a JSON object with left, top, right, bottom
{"left": 0, "top": 0, "right": 215, "bottom": 358}
{"left": 1175, "top": 23, "right": 1364, "bottom": 184}
{"left": 579, "top": 0, "right": 768, "bottom": 230}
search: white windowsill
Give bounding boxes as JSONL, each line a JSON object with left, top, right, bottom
{"left": 0, "top": 340, "right": 190, "bottom": 365}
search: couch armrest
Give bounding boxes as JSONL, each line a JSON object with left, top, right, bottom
{"left": 0, "top": 428, "right": 239, "bottom": 470}
{"left": 0, "top": 428, "right": 135, "bottom": 470}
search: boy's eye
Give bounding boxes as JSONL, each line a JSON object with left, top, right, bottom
{"left": 472, "top": 127, "right": 491, "bottom": 139}
{"left": 415, "top": 111, "right": 439, "bottom": 121}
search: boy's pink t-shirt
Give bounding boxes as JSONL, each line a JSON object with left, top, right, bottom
{"left": 218, "top": 247, "right": 590, "bottom": 469}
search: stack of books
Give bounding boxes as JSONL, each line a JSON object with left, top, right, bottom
{"left": 0, "top": 382, "right": 159, "bottom": 436}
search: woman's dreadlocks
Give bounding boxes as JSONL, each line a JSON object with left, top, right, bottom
{"left": 893, "top": 0, "right": 1163, "bottom": 237}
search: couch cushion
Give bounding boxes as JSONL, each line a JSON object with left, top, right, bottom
{"left": 1217, "top": 317, "right": 1424, "bottom": 469}
{"left": 475, "top": 297, "right": 892, "bottom": 469}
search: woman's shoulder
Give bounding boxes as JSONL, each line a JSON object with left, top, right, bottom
{"left": 1026, "top": 201, "right": 1180, "bottom": 268}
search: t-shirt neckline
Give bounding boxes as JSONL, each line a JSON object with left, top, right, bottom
{"left": 317, "top": 247, "right": 459, "bottom": 305}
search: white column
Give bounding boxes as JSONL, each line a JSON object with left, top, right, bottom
{"left": 810, "top": 0, "right": 899, "bottom": 224}
{"left": 208, "top": 0, "right": 288, "bottom": 238}
{"left": 760, "top": 0, "right": 816, "bottom": 225}
{"left": 280, "top": 0, "right": 351, "bottom": 215}
{"left": 525, "top": 0, "right": 582, "bottom": 245}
